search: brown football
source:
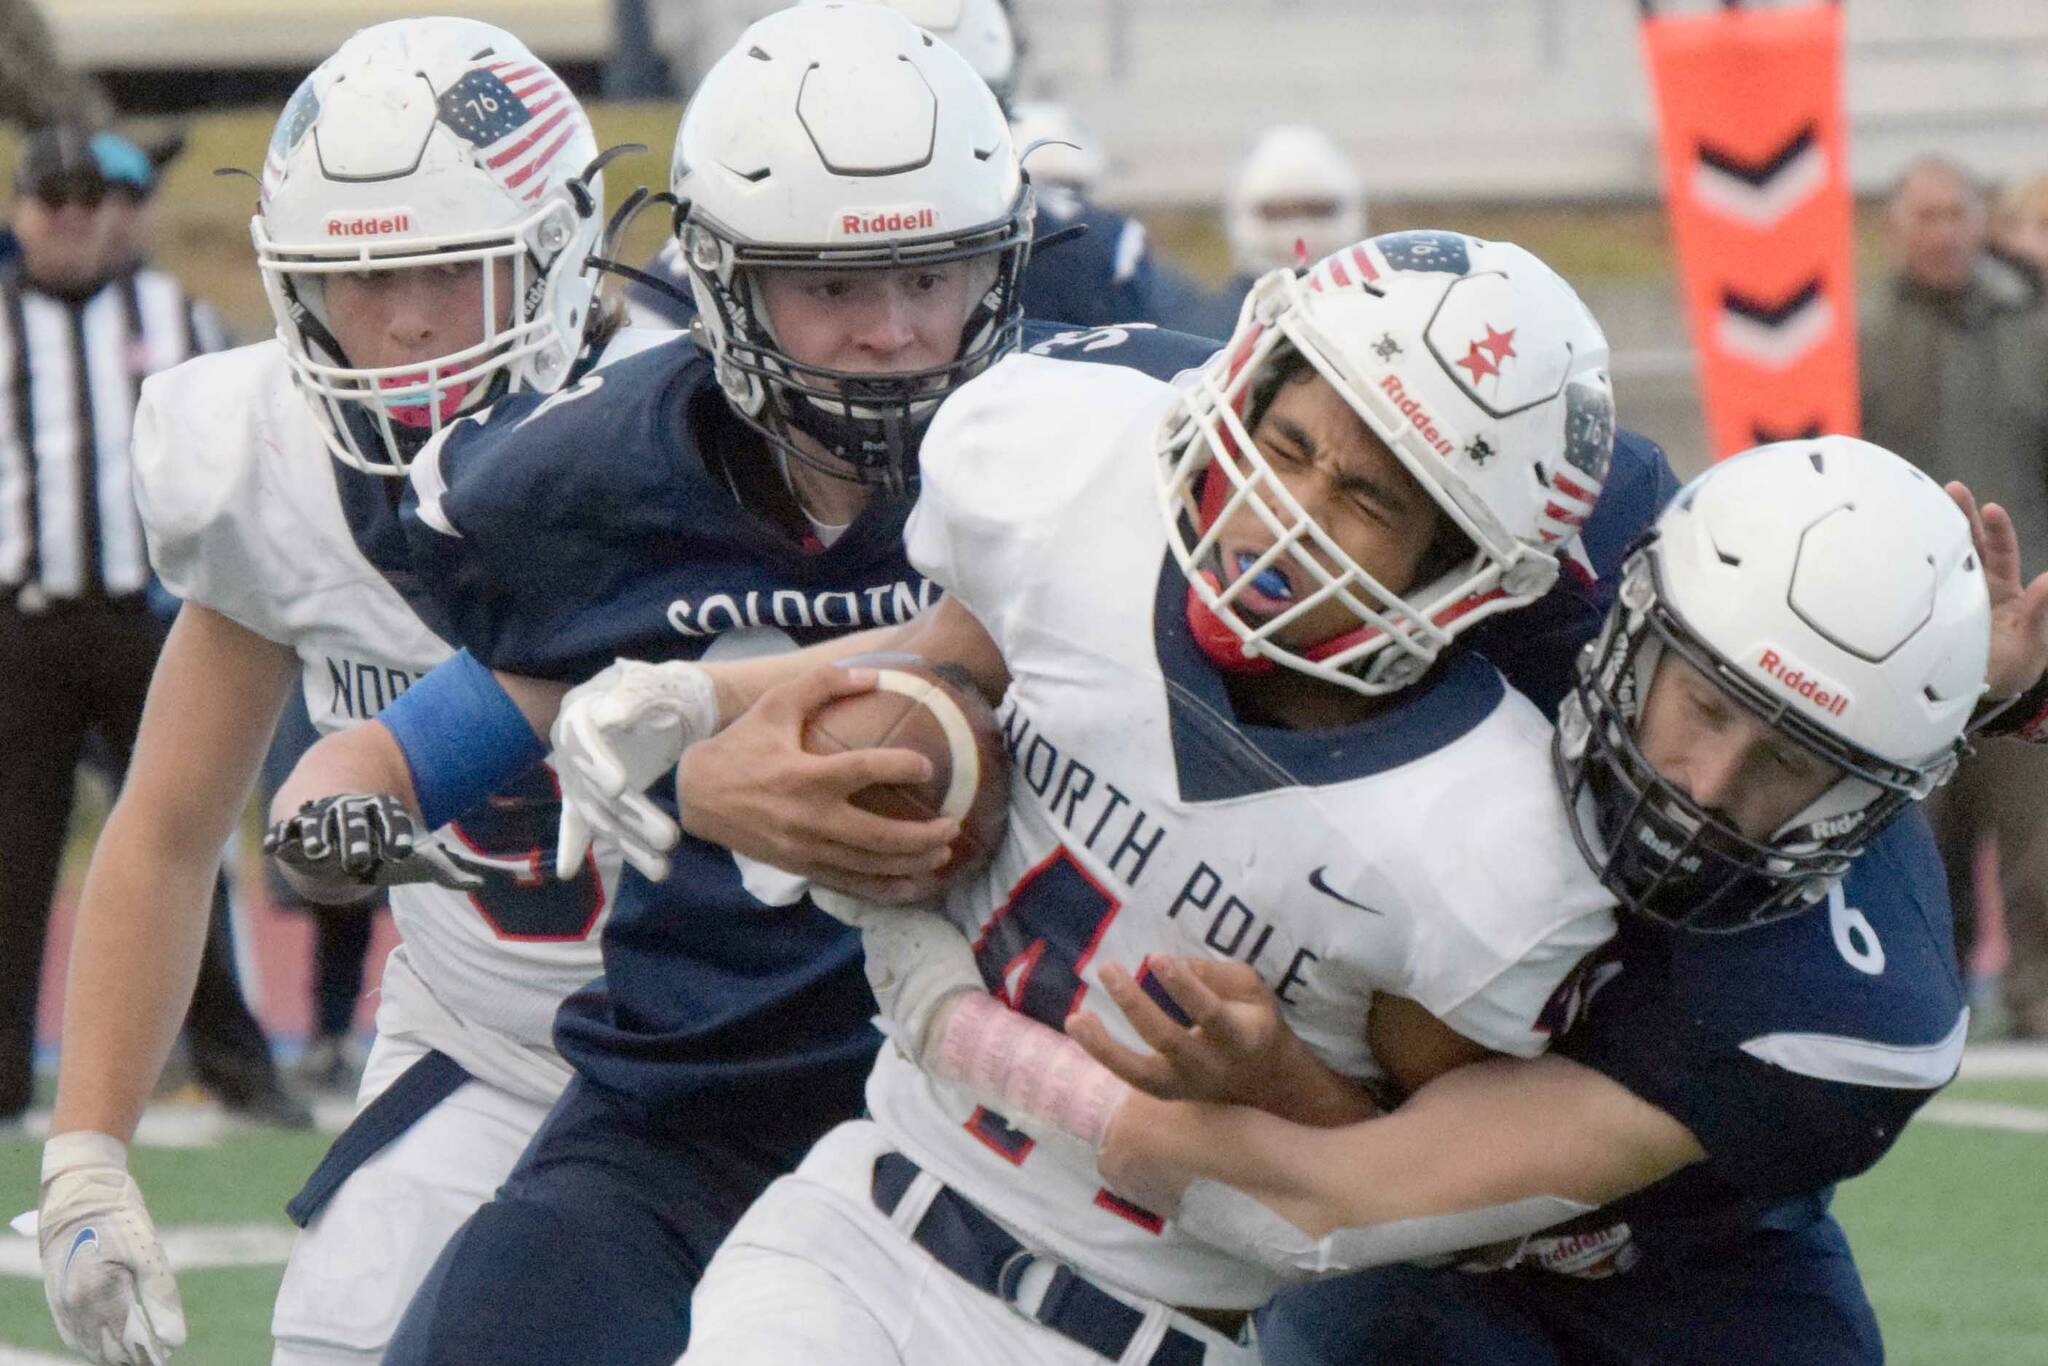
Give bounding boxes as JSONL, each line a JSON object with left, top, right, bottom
{"left": 803, "top": 652, "right": 1010, "bottom": 881}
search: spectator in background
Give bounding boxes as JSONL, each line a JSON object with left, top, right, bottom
{"left": 1861, "top": 154, "right": 2048, "bottom": 1040}
{"left": 0, "top": 125, "right": 307, "bottom": 1127}
{"left": 1186, "top": 122, "right": 1368, "bottom": 339}
{"left": 0, "top": 0, "right": 110, "bottom": 130}
{"left": 1990, "top": 173, "right": 2048, "bottom": 307}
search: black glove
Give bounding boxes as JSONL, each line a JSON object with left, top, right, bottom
{"left": 263, "top": 794, "right": 486, "bottom": 891}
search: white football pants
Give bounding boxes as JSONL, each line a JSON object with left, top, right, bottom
{"left": 268, "top": 1030, "right": 556, "bottom": 1364}
{"left": 680, "top": 1120, "right": 1259, "bottom": 1366}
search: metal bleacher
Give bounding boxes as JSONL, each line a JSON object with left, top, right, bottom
{"left": 46, "top": 0, "right": 612, "bottom": 69}
{"left": 1015, "top": 0, "right": 2048, "bottom": 205}
{"left": 41, "top": 0, "right": 2048, "bottom": 205}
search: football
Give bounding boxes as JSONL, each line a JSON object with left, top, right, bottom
{"left": 803, "top": 653, "right": 1010, "bottom": 881}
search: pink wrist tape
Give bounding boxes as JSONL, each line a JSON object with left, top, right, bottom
{"left": 931, "top": 992, "right": 1131, "bottom": 1148}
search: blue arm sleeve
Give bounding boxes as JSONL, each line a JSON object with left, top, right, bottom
{"left": 378, "top": 649, "right": 546, "bottom": 828}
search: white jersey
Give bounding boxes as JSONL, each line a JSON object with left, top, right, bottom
{"left": 867, "top": 353, "right": 1617, "bottom": 1308}
{"left": 132, "top": 334, "right": 658, "bottom": 1103}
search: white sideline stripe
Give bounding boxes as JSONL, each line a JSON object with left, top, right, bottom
{"left": 0, "top": 1347, "right": 77, "bottom": 1364}
{"left": 1957, "top": 1041, "right": 2048, "bottom": 1080}
{"left": 0, "top": 1223, "right": 297, "bottom": 1280}
{"left": 9, "top": 1097, "right": 353, "bottom": 1147}
{"left": 1918, "top": 1100, "right": 2048, "bottom": 1135}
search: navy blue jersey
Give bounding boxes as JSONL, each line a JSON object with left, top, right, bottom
{"left": 1180, "top": 271, "right": 1259, "bottom": 346}
{"left": 1475, "top": 428, "right": 1965, "bottom": 1259}
{"left": 398, "top": 323, "right": 1221, "bottom": 1121}
{"left": 1265, "top": 432, "right": 1948, "bottom": 1361}
{"left": 403, "top": 338, "right": 931, "bottom": 683}
{"left": 1264, "top": 819, "right": 1961, "bottom": 1360}
{"left": 1020, "top": 186, "right": 1181, "bottom": 329}
{"left": 1552, "top": 808, "right": 1964, "bottom": 1262}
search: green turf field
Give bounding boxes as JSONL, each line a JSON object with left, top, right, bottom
{"left": 0, "top": 1074, "right": 2040, "bottom": 1363}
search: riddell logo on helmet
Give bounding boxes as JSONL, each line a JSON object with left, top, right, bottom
{"left": 1377, "top": 375, "right": 1455, "bottom": 456}
{"left": 1757, "top": 648, "right": 1849, "bottom": 717}
{"left": 833, "top": 206, "right": 938, "bottom": 238}
{"left": 325, "top": 212, "right": 412, "bottom": 237}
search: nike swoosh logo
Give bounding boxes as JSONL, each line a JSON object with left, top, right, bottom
{"left": 64, "top": 1227, "right": 98, "bottom": 1278}
{"left": 1308, "top": 866, "right": 1383, "bottom": 915}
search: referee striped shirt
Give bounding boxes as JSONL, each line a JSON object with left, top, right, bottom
{"left": 0, "top": 263, "right": 226, "bottom": 602}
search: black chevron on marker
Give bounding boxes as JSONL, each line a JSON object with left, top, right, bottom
{"left": 1721, "top": 278, "right": 1824, "bottom": 328}
{"left": 1695, "top": 122, "right": 1817, "bottom": 187}
{"left": 1751, "top": 419, "right": 1824, "bottom": 444}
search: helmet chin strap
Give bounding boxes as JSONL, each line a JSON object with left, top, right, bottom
{"left": 1185, "top": 575, "right": 1278, "bottom": 674}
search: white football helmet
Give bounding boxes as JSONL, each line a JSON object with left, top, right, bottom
{"left": 1226, "top": 125, "right": 1367, "bottom": 278}
{"left": 1556, "top": 436, "right": 1989, "bottom": 932}
{"left": 818, "top": 0, "right": 1021, "bottom": 106}
{"left": 1010, "top": 99, "right": 1104, "bottom": 196}
{"left": 254, "top": 17, "right": 604, "bottom": 475}
{"left": 674, "top": 2, "right": 1032, "bottom": 493}
{"left": 1159, "top": 230, "right": 1616, "bottom": 696}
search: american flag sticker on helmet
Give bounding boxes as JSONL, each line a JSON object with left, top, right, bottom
{"left": 260, "top": 82, "right": 320, "bottom": 200}
{"left": 436, "top": 62, "right": 577, "bottom": 202}
{"left": 1563, "top": 377, "right": 1616, "bottom": 484}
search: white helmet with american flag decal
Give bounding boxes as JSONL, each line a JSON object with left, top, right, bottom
{"left": 1157, "top": 230, "right": 1615, "bottom": 696}
{"left": 253, "top": 17, "right": 604, "bottom": 474}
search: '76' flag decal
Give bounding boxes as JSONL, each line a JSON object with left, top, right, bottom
{"left": 437, "top": 62, "right": 576, "bottom": 202}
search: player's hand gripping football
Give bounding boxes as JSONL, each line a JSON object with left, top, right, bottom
{"left": 263, "top": 793, "right": 485, "bottom": 893}
{"left": 551, "top": 659, "right": 722, "bottom": 883}
{"left": 674, "top": 665, "right": 960, "bottom": 904}
{"left": 35, "top": 1133, "right": 186, "bottom": 1365}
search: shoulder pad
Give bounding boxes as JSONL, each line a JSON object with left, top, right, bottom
{"left": 132, "top": 343, "right": 301, "bottom": 628}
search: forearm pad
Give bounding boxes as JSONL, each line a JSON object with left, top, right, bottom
{"left": 836, "top": 895, "right": 1128, "bottom": 1147}
{"left": 1172, "top": 1177, "right": 1594, "bottom": 1282}
{"left": 925, "top": 993, "right": 1131, "bottom": 1148}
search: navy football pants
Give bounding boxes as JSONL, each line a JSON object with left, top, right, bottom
{"left": 1256, "top": 1215, "right": 1883, "bottom": 1366}
{"left": 383, "top": 1075, "right": 830, "bottom": 1366}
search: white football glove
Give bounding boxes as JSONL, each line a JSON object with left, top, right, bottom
{"left": 551, "top": 658, "right": 720, "bottom": 882}
{"left": 37, "top": 1132, "right": 185, "bottom": 1366}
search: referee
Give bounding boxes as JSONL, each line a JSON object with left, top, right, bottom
{"left": 0, "top": 125, "right": 305, "bottom": 1127}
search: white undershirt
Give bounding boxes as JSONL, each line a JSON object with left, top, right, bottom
{"left": 775, "top": 445, "right": 852, "bottom": 547}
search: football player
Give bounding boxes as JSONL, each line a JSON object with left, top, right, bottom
{"left": 545, "top": 231, "right": 1637, "bottom": 1365}
{"left": 261, "top": 9, "right": 1162, "bottom": 1363}
{"left": 1187, "top": 124, "right": 1368, "bottom": 340}
{"left": 861, "top": 438, "right": 2010, "bottom": 1366}
{"left": 622, "top": 0, "right": 1204, "bottom": 335}
{"left": 32, "top": 20, "right": 650, "bottom": 1365}
{"left": 1239, "top": 443, "right": 2018, "bottom": 1366}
